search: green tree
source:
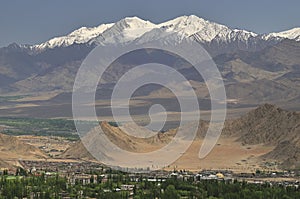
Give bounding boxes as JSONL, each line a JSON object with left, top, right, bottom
{"left": 162, "top": 185, "right": 180, "bottom": 199}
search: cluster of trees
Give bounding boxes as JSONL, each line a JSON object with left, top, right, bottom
{"left": 0, "top": 117, "right": 79, "bottom": 140}
{"left": 163, "top": 178, "right": 300, "bottom": 199}
{"left": 0, "top": 117, "right": 114, "bottom": 140}
{"left": 0, "top": 95, "right": 25, "bottom": 103}
{"left": 0, "top": 174, "right": 66, "bottom": 199}
{"left": 1, "top": 172, "right": 300, "bottom": 198}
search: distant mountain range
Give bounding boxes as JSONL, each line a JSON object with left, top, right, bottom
{"left": 0, "top": 15, "right": 299, "bottom": 110}
{"left": 22, "top": 15, "right": 300, "bottom": 51}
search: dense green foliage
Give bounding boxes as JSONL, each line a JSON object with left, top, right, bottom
{"left": 0, "top": 117, "right": 79, "bottom": 140}
{"left": 0, "top": 95, "right": 27, "bottom": 103}
{"left": 1, "top": 173, "right": 299, "bottom": 199}
{"left": 0, "top": 174, "right": 66, "bottom": 199}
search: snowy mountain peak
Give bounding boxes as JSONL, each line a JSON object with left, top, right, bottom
{"left": 34, "top": 23, "right": 114, "bottom": 49}
{"left": 30, "top": 15, "right": 300, "bottom": 51}
{"left": 265, "top": 27, "right": 300, "bottom": 41}
{"left": 92, "top": 16, "right": 157, "bottom": 45}
{"left": 158, "top": 15, "right": 257, "bottom": 42}
{"left": 159, "top": 15, "right": 217, "bottom": 37}
{"left": 116, "top": 16, "right": 156, "bottom": 28}
{"left": 160, "top": 15, "right": 205, "bottom": 27}
{"left": 232, "top": 29, "right": 257, "bottom": 36}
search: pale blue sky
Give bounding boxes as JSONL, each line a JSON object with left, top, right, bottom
{"left": 1, "top": 0, "right": 300, "bottom": 47}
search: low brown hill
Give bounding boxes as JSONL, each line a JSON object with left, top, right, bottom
{"left": 223, "top": 104, "right": 300, "bottom": 145}
{"left": 61, "top": 141, "right": 95, "bottom": 161}
{"left": 263, "top": 123, "right": 300, "bottom": 169}
{"left": 62, "top": 104, "right": 300, "bottom": 169}
{"left": 61, "top": 119, "right": 212, "bottom": 161}
{"left": 0, "top": 133, "right": 46, "bottom": 169}
{"left": 222, "top": 103, "right": 300, "bottom": 169}
{"left": 61, "top": 121, "right": 178, "bottom": 161}
{"left": 0, "top": 159, "right": 11, "bottom": 169}
{"left": 0, "top": 133, "right": 46, "bottom": 159}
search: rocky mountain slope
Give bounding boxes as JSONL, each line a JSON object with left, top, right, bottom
{"left": 63, "top": 104, "right": 300, "bottom": 169}
{"left": 223, "top": 104, "right": 300, "bottom": 144}
{"left": 222, "top": 104, "right": 300, "bottom": 169}
{"left": 0, "top": 133, "right": 46, "bottom": 168}
{"left": 61, "top": 121, "right": 177, "bottom": 160}
{"left": 0, "top": 15, "right": 299, "bottom": 116}
{"left": 0, "top": 15, "right": 299, "bottom": 93}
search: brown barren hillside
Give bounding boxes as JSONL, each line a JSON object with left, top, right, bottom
{"left": 62, "top": 104, "right": 300, "bottom": 170}
{"left": 61, "top": 121, "right": 177, "bottom": 160}
{"left": 0, "top": 133, "right": 46, "bottom": 159}
{"left": 61, "top": 141, "right": 95, "bottom": 161}
{"left": 236, "top": 104, "right": 300, "bottom": 145}
{"left": 217, "top": 104, "right": 300, "bottom": 169}
{"left": 0, "top": 133, "right": 47, "bottom": 169}
{"left": 263, "top": 123, "right": 300, "bottom": 169}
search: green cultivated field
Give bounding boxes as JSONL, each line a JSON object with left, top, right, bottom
{"left": 0, "top": 117, "right": 79, "bottom": 140}
{"left": 0, "top": 95, "right": 27, "bottom": 103}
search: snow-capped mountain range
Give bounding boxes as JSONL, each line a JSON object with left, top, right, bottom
{"left": 0, "top": 15, "right": 299, "bottom": 111}
{"left": 31, "top": 15, "right": 299, "bottom": 51}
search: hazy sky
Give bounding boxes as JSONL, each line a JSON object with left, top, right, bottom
{"left": 1, "top": 0, "right": 300, "bottom": 47}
